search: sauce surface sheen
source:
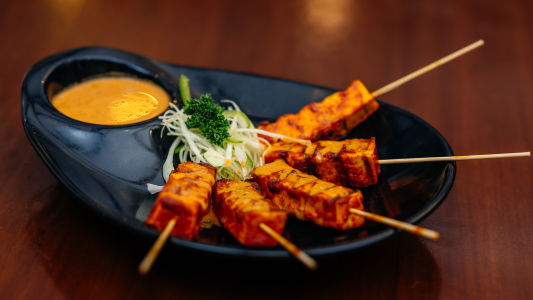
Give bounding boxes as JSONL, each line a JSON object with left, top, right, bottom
{"left": 51, "top": 77, "right": 170, "bottom": 125}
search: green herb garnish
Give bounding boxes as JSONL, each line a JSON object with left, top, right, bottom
{"left": 245, "top": 153, "right": 254, "bottom": 168}
{"left": 179, "top": 75, "right": 191, "bottom": 107}
{"left": 183, "top": 94, "right": 230, "bottom": 146}
{"left": 173, "top": 144, "right": 184, "bottom": 154}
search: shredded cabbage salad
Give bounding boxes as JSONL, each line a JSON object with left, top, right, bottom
{"left": 160, "top": 100, "right": 266, "bottom": 181}
{"left": 158, "top": 77, "right": 309, "bottom": 182}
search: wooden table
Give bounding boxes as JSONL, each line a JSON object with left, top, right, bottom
{"left": 1, "top": 0, "right": 532, "bottom": 299}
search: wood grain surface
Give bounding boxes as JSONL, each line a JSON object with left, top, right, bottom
{"left": 1, "top": 0, "right": 532, "bottom": 299}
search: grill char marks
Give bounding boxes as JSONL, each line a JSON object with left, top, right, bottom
{"left": 264, "top": 138, "right": 380, "bottom": 187}
{"left": 145, "top": 162, "right": 216, "bottom": 240}
{"left": 258, "top": 80, "right": 379, "bottom": 142}
{"left": 213, "top": 179, "right": 287, "bottom": 246}
{"left": 251, "top": 159, "right": 365, "bottom": 230}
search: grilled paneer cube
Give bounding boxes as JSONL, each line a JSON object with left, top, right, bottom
{"left": 213, "top": 179, "right": 287, "bottom": 247}
{"left": 251, "top": 159, "right": 365, "bottom": 230}
{"left": 258, "top": 80, "right": 379, "bottom": 142}
{"left": 145, "top": 162, "right": 216, "bottom": 240}
{"left": 264, "top": 138, "right": 380, "bottom": 187}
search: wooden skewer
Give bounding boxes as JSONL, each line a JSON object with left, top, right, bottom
{"left": 349, "top": 208, "right": 439, "bottom": 240}
{"left": 138, "top": 218, "right": 176, "bottom": 275}
{"left": 137, "top": 41, "right": 486, "bottom": 274}
{"left": 371, "top": 39, "right": 484, "bottom": 98}
{"left": 378, "top": 151, "right": 530, "bottom": 165}
{"left": 259, "top": 223, "right": 318, "bottom": 270}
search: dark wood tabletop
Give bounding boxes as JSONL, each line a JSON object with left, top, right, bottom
{"left": 1, "top": 0, "right": 532, "bottom": 299}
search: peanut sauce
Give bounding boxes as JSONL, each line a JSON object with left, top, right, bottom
{"left": 51, "top": 77, "right": 170, "bottom": 125}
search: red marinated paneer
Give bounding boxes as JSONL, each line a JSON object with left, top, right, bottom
{"left": 258, "top": 80, "right": 379, "bottom": 142}
{"left": 251, "top": 159, "right": 365, "bottom": 230}
{"left": 264, "top": 138, "right": 380, "bottom": 187}
{"left": 213, "top": 179, "right": 287, "bottom": 247}
{"left": 145, "top": 162, "right": 216, "bottom": 240}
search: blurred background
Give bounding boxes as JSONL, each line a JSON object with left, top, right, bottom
{"left": 1, "top": 0, "right": 532, "bottom": 299}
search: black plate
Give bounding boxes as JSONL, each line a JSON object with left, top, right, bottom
{"left": 21, "top": 47, "right": 455, "bottom": 258}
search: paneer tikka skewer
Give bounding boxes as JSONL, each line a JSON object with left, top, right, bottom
{"left": 213, "top": 179, "right": 317, "bottom": 269}
{"left": 259, "top": 40, "right": 484, "bottom": 142}
{"left": 252, "top": 159, "right": 440, "bottom": 240}
{"left": 264, "top": 138, "right": 530, "bottom": 188}
{"left": 252, "top": 159, "right": 366, "bottom": 230}
{"left": 213, "top": 179, "right": 287, "bottom": 247}
{"left": 264, "top": 138, "right": 379, "bottom": 188}
{"left": 258, "top": 80, "right": 378, "bottom": 142}
{"left": 140, "top": 162, "right": 216, "bottom": 274}
{"left": 145, "top": 162, "right": 216, "bottom": 240}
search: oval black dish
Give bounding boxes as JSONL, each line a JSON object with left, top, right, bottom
{"left": 21, "top": 47, "right": 455, "bottom": 258}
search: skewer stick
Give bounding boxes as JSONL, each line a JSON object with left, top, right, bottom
{"left": 138, "top": 218, "right": 176, "bottom": 275}
{"left": 378, "top": 151, "right": 530, "bottom": 165}
{"left": 371, "top": 39, "right": 484, "bottom": 98}
{"left": 349, "top": 208, "right": 439, "bottom": 240}
{"left": 259, "top": 223, "right": 317, "bottom": 270}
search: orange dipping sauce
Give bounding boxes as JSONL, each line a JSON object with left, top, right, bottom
{"left": 51, "top": 77, "right": 170, "bottom": 125}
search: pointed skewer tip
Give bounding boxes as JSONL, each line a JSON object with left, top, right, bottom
{"left": 138, "top": 219, "right": 177, "bottom": 275}
{"left": 349, "top": 208, "right": 440, "bottom": 241}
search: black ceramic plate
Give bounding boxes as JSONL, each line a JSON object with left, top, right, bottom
{"left": 21, "top": 47, "right": 455, "bottom": 258}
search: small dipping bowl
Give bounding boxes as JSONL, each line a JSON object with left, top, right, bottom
{"left": 21, "top": 47, "right": 181, "bottom": 238}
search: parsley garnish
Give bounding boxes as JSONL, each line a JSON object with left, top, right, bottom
{"left": 183, "top": 94, "right": 230, "bottom": 146}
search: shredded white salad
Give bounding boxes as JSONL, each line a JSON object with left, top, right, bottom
{"left": 159, "top": 99, "right": 309, "bottom": 182}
